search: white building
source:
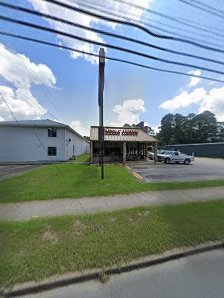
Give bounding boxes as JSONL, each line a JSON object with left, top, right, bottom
{"left": 0, "top": 119, "right": 89, "bottom": 163}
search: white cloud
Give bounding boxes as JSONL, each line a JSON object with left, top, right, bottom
{"left": 28, "top": 0, "right": 153, "bottom": 64}
{"left": 159, "top": 88, "right": 206, "bottom": 111}
{"left": 151, "top": 124, "right": 160, "bottom": 134}
{"left": 199, "top": 87, "right": 224, "bottom": 121}
{"left": 160, "top": 86, "right": 224, "bottom": 121}
{"left": 0, "top": 86, "right": 47, "bottom": 120}
{"left": 70, "top": 120, "right": 89, "bottom": 136}
{"left": 109, "top": 98, "right": 146, "bottom": 126}
{"left": 0, "top": 43, "right": 56, "bottom": 120}
{"left": 0, "top": 44, "right": 56, "bottom": 89}
{"left": 188, "top": 70, "right": 201, "bottom": 87}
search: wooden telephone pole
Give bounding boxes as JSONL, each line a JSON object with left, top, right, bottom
{"left": 98, "top": 48, "right": 105, "bottom": 179}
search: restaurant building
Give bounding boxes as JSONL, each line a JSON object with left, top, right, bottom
{"left": 90, "top": 126, "right": 157, "bottom": 163}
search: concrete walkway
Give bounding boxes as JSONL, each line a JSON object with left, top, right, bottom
{"left": 1, "top": 186, "right": 224, "bottom": 221}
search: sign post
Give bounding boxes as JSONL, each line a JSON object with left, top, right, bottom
{"left": 98, "top": 48, "right": 105, "bottom": 179}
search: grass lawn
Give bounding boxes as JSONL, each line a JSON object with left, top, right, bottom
{"left": 68, "top": 154, "right": 90, "bottom": 162}
{"left": 1, "top": 200, "right": 224, "bottom": 287}
{"left": 0, "top": 164, "right": 224, "bottom": 203}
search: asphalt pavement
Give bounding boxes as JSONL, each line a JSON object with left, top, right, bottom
{"left": 128, "top": 157, "right": 224, "bottom": 182}
{"left": 21, "top": 249, "right": 224, "bottom": 298}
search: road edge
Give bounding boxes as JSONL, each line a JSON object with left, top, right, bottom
{"left": 2, "top": 241, "right": 224, "bottom": 297}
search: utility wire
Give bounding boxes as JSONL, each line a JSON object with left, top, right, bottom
{"left": 178, "top": 14, "right": 223, "bottom": 33}
{"left": 42, "top": 0, "right": 224, "bottom": 53}
{"left": 1, "top": 16, "right": 224, "bottom": 76}
{"left": 1, "top": 31, "right": 224, "bottom": 84}
{"left": 17, "top": 55, "right": 66, "bottom": 122}
{"left": 193, "top": 0, "right": 224, "bottom": 14}
{"left": 76, "top": 0, "right": 224, "bottom": 43}
{"left": 2, "top": 2, "right": 224, "bottom": 67}
{"left": 178, "top": 0, "right": 224, "bottom": 19}
{"left": 113, "top": 0, "right": 224, "bottom": 36}
{"left": 4, "top": 27, "right": 67, "bottom": 123}
{"left": 0, "top": 91, "right": 19, "bottom": 124}
{"left": 77, "top": 0, "right": 224, "bottom": 41}
{"left": 79, "top": 0, "right": 224, "bottom": 40}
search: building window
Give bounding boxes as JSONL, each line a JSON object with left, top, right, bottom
{"left": 48, "top": 147, "right": 57, "bottom": 156}
{"left": 48, "top": 128, "right": 57, "bottom": 137}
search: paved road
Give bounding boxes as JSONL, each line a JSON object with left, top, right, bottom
{"left": 129, "top": 157, "right": 224, "bottom": 182}
{"left": 0, "top": 165, "right": 41, "bottom": 181}
{"left": 1, "top": 186, "right": 224, "bottom": 220}
{"left": 22, "top": 249, "right": 224, "bottom": 298}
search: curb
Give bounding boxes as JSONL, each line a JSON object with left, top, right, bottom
{"left": 2, "top": 241, "right": 223, "bottom": 297}
{"left": 125, "top": 165, "right": 144, "bottom": 180}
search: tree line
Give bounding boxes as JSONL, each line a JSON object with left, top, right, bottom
{"left": 157, "top": 111, "right": 224, "bottom": 145}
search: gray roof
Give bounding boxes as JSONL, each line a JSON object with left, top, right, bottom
{"left": 0, "top": 119, "right": 89, "bottom": 143}
{"left": 0, "top": 119, "right": 67, "bottom": 127}
{"left": 90, "top": 126, "right": 157, "bottom": 142}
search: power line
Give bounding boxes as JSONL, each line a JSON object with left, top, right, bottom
{"left": 178, "top": 14, "right": 223, "bottom": 34}
{"left": 3, "top": 26, "right": 68, "bottom": 123}
{"left": 16, "top": 55, "right": 66, "bottom": 122}
{"left": 2, "top": 2, "right": 224, "bottom": 67}
{"left": 1, "top": 16, "right": 224, "bottom": 76}
{"left": 42, "top": 0, "right": 224, "bottom": 53}
{"left": 193, "top": 0, "right": 224, "bottom": 14}
{"left": 73, "top": 0, "right": 224, "bottom": 46}
{"left": 0, "top": 90, "right": 19, "bottom": 124}
{"left": 82, "top": 0, "right": 224, "bottom": 38}
{"left": 178, "top": 0, "right": 224, "bottom": 19}
{"left": 113, "top": 0, "right": 224, "bottom": 36}
{"left": 1, "top": 31, "right": 223, "bottom": 84}
{"left": 0, "top": 72, "right": 62, "bottom": 124}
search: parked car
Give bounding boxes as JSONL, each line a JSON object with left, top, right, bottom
{"left": 148, "top": 151, "right": 154, "bottom": 160}
{"left": 157, "top": 150, "right": 178, "bottom": 162}
{"left": 162, "top": 151, "right": 194, "bottom": 165}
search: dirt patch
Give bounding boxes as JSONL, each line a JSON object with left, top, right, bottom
{"left": 138, "top": 210, "right": 150, "bottom": 217}
{"left": 42, "top": 225, "right": 59, "bottom": 244}
{"left": 126, "top": 216, "right": 139, "bottom": 225}
{"left": 73, "top": 220, "right": 87, "bottom": 236}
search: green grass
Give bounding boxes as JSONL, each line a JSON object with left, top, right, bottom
{"left": 1, "top": 200, "right": 224, "bottom": 287}
{"left": 0, "top": 164, "right": 224, "bottom": 203}
{"left": 69, "top": 154, "right": 90, "bottom": 162}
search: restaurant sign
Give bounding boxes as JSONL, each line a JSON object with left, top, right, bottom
{"left": 105, "top": 129, "right": 138, "bottom": 136}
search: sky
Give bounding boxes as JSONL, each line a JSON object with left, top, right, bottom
{"left": 0, "top": 0, "right": 224, "bottom": 136}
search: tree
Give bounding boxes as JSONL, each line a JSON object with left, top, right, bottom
{"left": 217, "top": 122, "right": 224, "bottom": 141}
{"left": 172, "top": 113, "right": 188, "bottom": 143}
{"left": 83, "top": 136, "right": 90, "bottom": 142}
{"left": 157, "top": 111, "right": 218, "bottom": 145}
{"left": 123, "top": 123, "right": 131, "bottom": 128}
{"left": 190, "top": 111, "right": 218, "bottom": 143}
{"left": 157, "top": 114, "right": 176, "bottom": 144}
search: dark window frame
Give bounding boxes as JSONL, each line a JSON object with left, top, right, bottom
{"left": 48, "top": 147, "right": 57, "bottom": 156}
{"left": 48, "top": 128, "right": 57, "bottom": 137}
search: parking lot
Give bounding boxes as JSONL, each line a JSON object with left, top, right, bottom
{"left": 128, "top": 157, "right": 224, "bottom": 182}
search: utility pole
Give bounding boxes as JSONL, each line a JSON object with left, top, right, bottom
{"left": 98, "top": 48, "right": 105, "bottom": 179}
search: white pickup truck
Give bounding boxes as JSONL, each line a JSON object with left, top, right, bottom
{"left": 162, "top": 151, "right": 194, "bottom": 165}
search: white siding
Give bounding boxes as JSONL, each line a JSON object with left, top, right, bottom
{"left": 0, "top": 126, "right": 66, "bottom": 162}
{"left": 65, "top": 129, "right": 90, "bottom": 160}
